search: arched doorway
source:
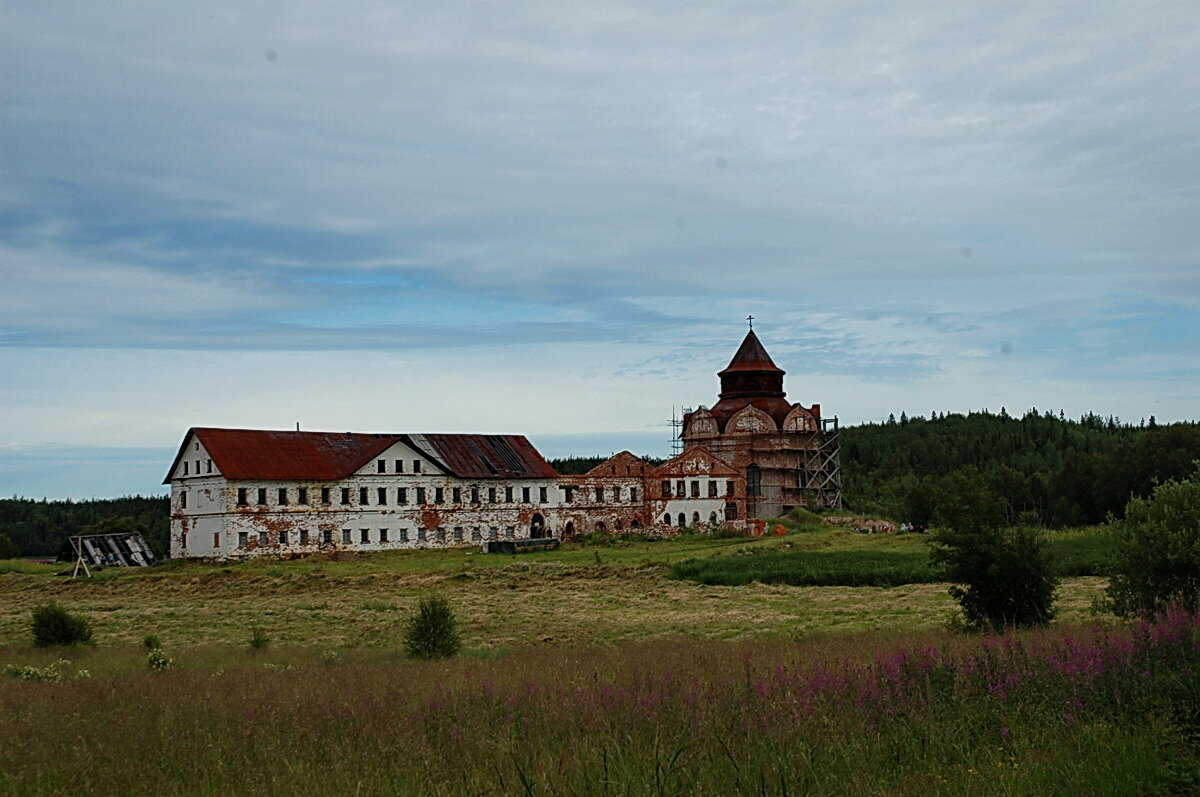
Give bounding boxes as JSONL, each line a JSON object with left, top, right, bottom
{"left": 530, "top": 513, "right": 546, "bottom": 538}
{"left": 677, "top": 512, "right": 686, "bottom": 528}
{"left": 692, "top": 511, "right": 700, "bottom": 526}
{"left": 595, "top": 521, "right": 607, "bottom": 533}
{"left": 564, "top": 521, "right": 575, "bottom": 537}
{"left": 709, "top": 511, "right": 718, "bottom": 526}
{"left": 630, "top": 520, "right": 641, "bottom": 529}
{"left": 663, "top": 513, "right": 671, "bottom": 526}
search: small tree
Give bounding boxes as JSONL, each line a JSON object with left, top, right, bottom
{"left": 929, "top": 476, "right": 1058, "bottom": 631}
{"left": 31, "top": 603, "right": 93, "bottom": 647}
{"left": 1106, "top": 475, "right": 1200, "bottom": 617}
{"left": 0, "top": 532, "right": 19, "bottom": 559}
{"left": 403, "top": 595, "right": 461, "bottom": 659}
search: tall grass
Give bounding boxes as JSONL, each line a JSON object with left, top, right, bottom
{"left": 2, "top": 615, "right": 1197, "bottom": 794}
{"left": 672, "top": 528, "right": 1110, "bottom": 586}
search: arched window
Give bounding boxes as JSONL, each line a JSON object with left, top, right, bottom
{"left": 746, "top": 465, "right": 762, "bottom": 497}
{"left": 692, "top": 512, "right": 700, "bottom": 525}
{"left": 663, "top": 513, "right": 672, "bottom": 525}
{"left": 709, "top": 511, "right": 718, "bottom": 525}
{"left": 677, "top": 513, "right": 686, "bottom": 528}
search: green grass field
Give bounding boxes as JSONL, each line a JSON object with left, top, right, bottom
{"left": 5, "top": 524, "right": 1192, "bottom": 795}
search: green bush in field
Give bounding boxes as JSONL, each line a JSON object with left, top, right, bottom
{"left": 31, "top": 603, "right": 93, "bottom": 647}
{"left": 1107, "top": 474, "right": 1200, "bottom": 617}
{"left": 403, "top": 595, "right": 460, "bottom": 659}
{"left": 929, "top": 476, "right": 1058, "bottom": 631}
{"left": 249, "top": 627, "right": 270, "bottom": 650}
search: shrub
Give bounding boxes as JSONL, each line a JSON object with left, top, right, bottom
{"left": 403, "top": 595, "right": 461, "bottom": 659}
{"left": 147, "top": 648, "right": 174, "bottom": 671}
{"left": 928, "top": 475, "right": 1058, "bottom": 631}
{"left": 249, "top": 627, "right": 270, "bottom": 650}
{"left": 929, "top": 525, "right": 1058, "bottom": 631}
{"left": 1106, "top": 475, "right": 1200, "bottom": 617}
{"left": 31, "top": 604, "right": 93, "bottom": 647}
{"left": 142, "top": 634, "right": 161, "bottom": 650}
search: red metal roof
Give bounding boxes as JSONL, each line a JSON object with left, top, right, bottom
{"left": 718, "top": 330, "right": 785, "bottom": 376}
{"left": 164, "top": 428, "right": 558, "bottom": 483}
{"left": 408, "top": 433, "right": 558, "bottom": 479}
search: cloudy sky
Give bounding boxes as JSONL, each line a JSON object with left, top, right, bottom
{"left": 2, "top": 2, "right": 1198, "bottom": 499}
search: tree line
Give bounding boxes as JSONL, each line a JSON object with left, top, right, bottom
{"left": 842, "top": 409, "right": 1200, "bottom": 527}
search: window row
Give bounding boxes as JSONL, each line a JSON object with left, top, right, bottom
{"left": 376, "top": 458, "right": 423, "bottom": 474}
{"left": 660, "top": 479, "right": 736, "bottom": 499}
{"left": 235, "top": 525, "right": 518, "bottom": 548}
{"left": 231, "top": 483, "right": 641, "bottom": 508}
{"left": 181, "top": 458, "right": 214, "bottom": 477}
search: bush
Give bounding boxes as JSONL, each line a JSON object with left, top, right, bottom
{"left": 0, "top": 532, "right": 19, "bottom": 559}
{"left": 928, "top": 476, "right": 1058, "bottom": 631}
{"left": 249, "top": 627, "right": 270, "bottom": 650}
{"left": 1106, "top": 475, "right": 1200, "bottom": 617}
{"left": 147, "top": 648, "right": 174, "bottom": 671}
{"left": 403, "top": 595, "right": 461, "bottom": 659}
{"left": 929, "top": 525, "right": 1059, "bottom": 631}
{"left": 31, "top": 604, "right": 93, "bottom": 647}
{"left": 142, "top": 634, "right": 161, "bottom": 650}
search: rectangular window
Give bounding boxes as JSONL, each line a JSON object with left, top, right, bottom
{"left": 359, "top": 487, "right": 369, "bottom": 505}
{"left": 471, "top": 527, "right": 481, "bottom": 541}
{"left": 453, "top": 527, "right": 463, "bottom": 542}
{"left": 595, "top": 486, "right": 603, "bottom": 501}
{"left": 321, "top": 487, "right": 330, "bottom": 504}
{"left": 237, "top": 488, "right": 248, "bottom": 506}
{"left": 488, "top": 486, "right": 497, "bottom": 503}
{"left": 207, "top": 459, "right": 213, "bottom": 474}
{"left": 676, "top": 480, "right": 685, "bottom": 497}
{"left": 505, "top": 526, "right": 514, "bottom": 540}
{"left": 342, "top": 529, "right": 351, "bottom": 544}
{"left": 691, "top": 481, "right": 700, "bottom": 498}
{"left": 398, "top": 487, "right": 408, "bottom": 504}
{"left": 416, "top": 487, "right": 426, "bottom": 504}
{"left": 180, "top": 491, "right": 187, "bottom": 508}
{"left": 380, "top": 528, "right": 388, "bottom": 543}
{"left": 399, "top": 528, "right": 409, "bottom": 542}
{"left": 195, "top": 460, "right": 200, "bottom": 475}
{"left": 612, "top": 486, "right": 621, "bottom": 502}
{"left": 377, "top": 487, "right": 387, "bottom": 505}
{"left": 238, "top": 531, "right": 248, "bottom": 548}
{"left": 213, "top": 532, "right": 220, "bottom": 548}
{"left": 183, "top": 461, "right": 189, "bottom": 476}
{"left": 708, "top": 481, "right": 718, "bottom": 498}
{"left": 435, "top": 487, "right": 444, "bottom": 504}
{"left": 361, "top": 528, "right": 370, "bottom": 544}
{"left": 257, "top": 488, "right": 267, "bottom": 506}
{"left": 323, "top": 529, "right": 332, "bottom": 544}
{"left": 417, "top": 527, "right": 427, "bottom": 541}
{"left": 726, "top": 480, "right": 735, "bottom": 496}
{"left": 505, "top": 486, "right": 513, "bottom": 503}
{"left": 258, "top": 531, "right": 268, "bottom": 546}
{"left": 471, "top": 486, "right": 480, "bottom": 503}
{"left": 522, "top": 486, "right": 530, "bottom": 503}
{"left": 279, "top": 530, "right": 288, "bottom": 545}
{"left": 453, "top": 487, "right": 461, "bottom": 503}
{"left": 630, "top": 487, "right": 638, "bottom": 502}
{"left": 539, "top": 487, "right": 548, "bottom": 503}
{"left": 436, "top": 528, "right": 445, "bottom": 542}
{"left": 377, "top": 459, "right": 386, "bottom": 474}
{"left": 341, "top": 488, "right": 351, "bottom": 505}
{"left": 298, "top": 487, "right": 308, "bottom": 504}
{"left": 661, "top": 480, "right": 672, "bottom": 498}
{"left": 562, "top": 486, "right": 573, "bottom": 503}
{"left": 279, "top": 488, "right": 289, "bottom": 505}
{"left": 300, "top": 530, "right": 309, "bottom": 545}
{"left": 413, "top": 460, "right": 421, "bottom": 473}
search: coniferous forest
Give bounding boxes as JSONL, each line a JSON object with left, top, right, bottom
{"left": 2, "top": 410, "right": 1198, "bottom": 557}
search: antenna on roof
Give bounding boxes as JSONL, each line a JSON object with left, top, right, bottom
{"left": 296, "top": 422, "right": 300, "bottom": 431}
